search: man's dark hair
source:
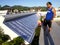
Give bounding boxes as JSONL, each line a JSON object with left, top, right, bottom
{"left": 47, "top": 2, "right": 52, "bottom": 5}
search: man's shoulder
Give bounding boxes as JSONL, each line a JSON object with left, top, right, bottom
{"left": 52, "top": 7, "right": 56, "bottom": 11}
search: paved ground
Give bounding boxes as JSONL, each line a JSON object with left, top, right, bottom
{"left": 39, "top": 22, "right": 60, "bottom": 45}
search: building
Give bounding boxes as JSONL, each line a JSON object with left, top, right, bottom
{"left": 0, "top": 12, "right": 38, "bottom": 45}
{"left": 55, "top": 8, "right": 60, "bottom": 11}
{"left": 13, "top": 9, "right": 19, "bottom": 14}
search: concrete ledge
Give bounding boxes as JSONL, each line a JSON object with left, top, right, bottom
{"left": 39, "top": 27, "right": 44, "bottom": 45}
{"left": 3, "top": 12, "right": 36, "bottom": 21}
{"left": 0, "top": 10, "right": 8, "bottom": 15}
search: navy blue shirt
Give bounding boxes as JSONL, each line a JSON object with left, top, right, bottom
{"left": 46, "top": 8, "right": 54, "bottom": 20}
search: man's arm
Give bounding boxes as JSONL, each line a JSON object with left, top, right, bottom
{"left": 52, "top": 8, "right": 56, "bottom": 19}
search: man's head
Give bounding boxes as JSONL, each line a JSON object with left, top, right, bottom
{"left": 46, "top": 2, "right": 52, "bottom": 8}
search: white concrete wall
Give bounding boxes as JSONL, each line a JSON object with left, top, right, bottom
{"left": 0, "top": 16, "right": 19, "bottom": 40}
{"left": 4, "top": 12, "right": 36, "bottom": 21}
{"left": 0, "top": 10, "right": 8, "bottom": 15}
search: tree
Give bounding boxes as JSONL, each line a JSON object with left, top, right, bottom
{"left": 2, "top": 36, "right": 24, "bottom": 45}
{"left": 1, "top": 5, "right": 10, "bottom": 10}
{"left": 0, "top": 5, "right": 1, "bottom": 10}
{"left": 0, "top": 27, "right": 4, "bottom": 35}
{"left": 12, "top": 5, "right": 30, "bottom": 11}
{"left": 0, "top": 27, "right": 10, "bottom": 45}
{"left": 2, "top": 34, "right": 10, "bottom": 42}
{"left": 12, "top": 36, "right": 24, "bottom": 45}
{"left": 40, "top": 7, "right": 47, "bottom": 11}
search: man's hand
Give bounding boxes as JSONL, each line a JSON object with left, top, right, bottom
{"left": 38, "top": 20, "right": 41, "bottom": 26}
{"left": 51, "top": 19, "right": 54, "bottom": 22}
{"left": 51, "top": 20, "right": 53, "bottom": 22}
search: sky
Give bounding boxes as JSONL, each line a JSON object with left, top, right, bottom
{"left": 0, "top": 0, "right": 60, "bottom": 8}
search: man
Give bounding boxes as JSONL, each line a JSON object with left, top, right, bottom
{"left": 43, "top": 2, "right": 56, "bottom": 32}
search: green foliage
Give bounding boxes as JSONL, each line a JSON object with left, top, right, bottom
{"left": 0, "top": 5, "right": 1, "bottom": 10}
{"left": 0, "top": 27, "right": 4, "bottom": 34}
{"left": 35, "top": 27, "right": 41, "bottom": 36}
{"left": 0, "top": 34, "right": 10, "bottom": 43}
{"left": 2, "top": 5, "right": 10, "bottom": 8}
{"left": 31, "top": 26, "right": 41, "bottom": 45}
{"left": 2, "top": 42, "right": 10, "bottom": 45}
{"left": 30, "top": 6, "right": 47, "bottom": 11}
{"left": 1, "top": 5, "right": 10, "bottom": 10}
{"left": 12, "top": 36, "right": 24, "bottom": 45}
{"left": 0, "top": 27, "right": 10, "bottom": 45}
{"left": 2, "top": 36, "right": 24, "bottom": 45}
{"left": 41, "top": 7, "right": 47, "bottom": 11}
{"left": 12, "top": 5, "right": 30, "bottom": 11}
{"left": 0, "top": 5, "right": 47, "bottom": 11}
{"left": 0, "top": 5, "right": 30, "bottom": 11}
{"left": 2, "top": 34, "right": 10, "bottom": 42}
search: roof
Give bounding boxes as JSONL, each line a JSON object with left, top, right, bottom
{"left": 3, "top": 14, "right": 38, "bottom": 43}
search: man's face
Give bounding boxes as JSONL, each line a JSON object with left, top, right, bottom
{"left": 46, "top": 4, "right": 52, "bottom": 8}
